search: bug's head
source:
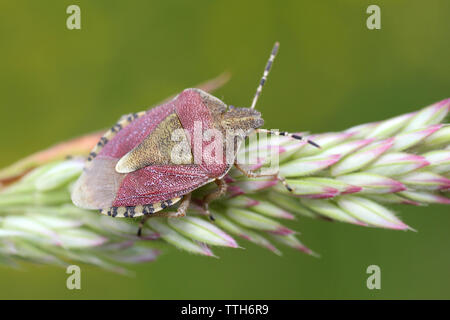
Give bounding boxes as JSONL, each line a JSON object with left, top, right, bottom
{"left": 221, "top": 105, "right": 264, "bottom": 135}
{"left": 192, "top": 88, "right": 264, "bottom": 137}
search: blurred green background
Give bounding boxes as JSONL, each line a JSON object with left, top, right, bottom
{"left": 0, "top": 0, "right": 449, "bottom": 299}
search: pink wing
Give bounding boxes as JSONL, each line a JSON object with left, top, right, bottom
{"left": 112, "top": 164, "right": 211, "bottom": 207}
{"left": 99, "top": 102, "right": 175, "bottom": 159}
{"left": 175, "top": 89, "right": 229, "bottom": 177}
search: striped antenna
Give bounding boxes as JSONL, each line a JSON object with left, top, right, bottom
{"left": 250, "top": 42, "right": 280, "bottom": 110}
{"left": 256, "top": 129, "right": 321, "bottom": 149}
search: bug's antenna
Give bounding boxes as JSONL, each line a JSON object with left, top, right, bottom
{"left": 250, "top": 42, "right": 280, "bottom": 110}
{"left": 256, "top": 129, "right": 321, "bottom": 149}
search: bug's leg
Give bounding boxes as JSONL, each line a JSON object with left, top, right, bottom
{"left": 137, "top": 193, "right": 191, "bottom": 237}
{"left": 255, "top": 128, "right": 320, "bottom": 148}
{"left": 234, "top": 162, "right": 293, "bottom": 192}
{"left": 202, "top": 179, "right": 228, "bottom": 221}
{"left": 137, "top": 217, "right": 149, "bottom": 237}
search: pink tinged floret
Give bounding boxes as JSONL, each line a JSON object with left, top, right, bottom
{"left": 364, "top": 152, "right": 431, "bottom": 177}
{"left": 230, "top": 179, "right": 278, "bottom": 195}
{"left": 280, "top": 142, "right": 305, "bottom": 153}
{"left": 371, "top": 176, "right": 408, "bottom": 193}
{"left": 265, "top": 244, "right": 282, "bottom": 254}
{"left": 236, "top": 232, "right": 280, "bottom": 254}
{"left": 238, "top": 234, "right": 252, "bottom": 241}
{"left": 320, "top": 139, "right": 374, "bottom": 158}
{"left": 401, "top": 154, "right": 431, "bottom": 167}
{"left": 399, "top": 171, "right": 450, "bottom": 190}
{"left": 392, "top": 124, "right": 443, "bottom": 151}
{"left": 382, "top": 221, "right": 411, "bottom": 231}
{"left": 434, "top": 178, "right": 450, "bottom": 190}
{"left": 366, "top": 113, "right": 416, "bottom": 139}
{"left": 403, "top": 98, "right": 450, "bottom": 131}
{"left": 337, "top": 173, "right": 407, "bottom": 194}
{"left": 119, "top": 249, "right": 161, "bottom": 263}
{"left": 305, "top": 193, "right": 338, "bottom": 199}
{"left": 241, "top": 140, "right": 286, "bottom": 155}
{"left": 434, "top": 98, "right": 450, "bottom": 111}
{"left": 245, "top": 199, "right": 260, "bottom": 207}
{"left": 342, "top": 185, "right": 363, "bottom": 194}
{"left": 296, "top": 246, "right": 315, "bottom": 256}
{"left": 244, "top": 146, "right": 287, "bottom": 169}
{"left": 280, "top": 154, "right": 342, "bottom": 177}
{"left": 434, "top": 196, "right": 450, "bottom": 204}
{"left": 228, "top": 185, "right": 245, "bottom": 197}
{"left": 268, "top": 226, "right": 295, "bottom": 236}
{"left": 354, "top": 138, "right": 375, "bottom": 147}
{"left": 197, "top": 242, "right": 215, "bottom": 257}
{"left": 103, "top": 241, "right": 135, "bottom": 250}
{"left": 307, "top": 132, "right": 355, "bottom": 149}
{"left": 248, "top": 158, "right": 264, "bottom": 171}
{"left": 425, "top": 124, "right": 443, "bottom": 134}
{"left": 318, "top": 132, "right": 355, "bottom": 141}
{"left": 279, "top": 211, "right": 295, "bottom": 220}
{"left": 197, "top": 220, "right": 239, "bottom": 248}
{"left": 223, "top": 175, "right": 235, "bottom": 184}
{"left": 352, "top": 220, "right": 370, "bottom": 227}
{"left": 90, "top": 237, "right": 109, "bottom": 247}
{"left": 303, "top": 187, "right": 340, "bottom": 199}
{"left": 423, "top": 151, "right": 450, "bottom": 169}
{"left": 246, "top": 145, "right": 287, "bottom": 159}
{"left": 401, "top": 199, "right": 421, "bottom": 206}
{"left": 386, "top": 154, "right": 430, "bottom": 170}
{"left": 392, "top": 184, "right": 407, "bottom": 193}
{"left": 296, "top": 154, "right": 342, "bottom": 173}
{"left": 400, "top": 190, "right": 450, "bottom": 205}
{"left": 331, "top": 138, "right": 394, "bottom": 176}
{"left": 140, "top": 233, "right": 161, "bottom": 241}
{"left": 319, "top": 154, "right": 341, "bottom": 167}
{"left": 388, "top": 182, "right": 407, "bottom": 193}
{"left": 369, "top": 138, "right": 395, "bottom": 157}
{"left": 345, "top": 122, "right": 380, "bottom": 138}
{"left": 276, "top": 145, "right": 288, "bottom": 154}
{"left": 251, "top": 179, "right": 278, "bottom": 190}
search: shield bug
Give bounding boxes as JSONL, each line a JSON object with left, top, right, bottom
{"left": 71, "top": 42, "right": 319, "bottom": 234}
